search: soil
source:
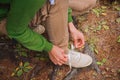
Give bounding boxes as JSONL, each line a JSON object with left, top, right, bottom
{"left": 0, "top": 1, "right": 120, "bottom": 80}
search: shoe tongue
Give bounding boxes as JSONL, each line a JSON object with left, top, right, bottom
{"left": 69, "top": 50, "right": 82, "bottom": 62}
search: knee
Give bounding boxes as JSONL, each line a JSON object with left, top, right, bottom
{"left": 90, "top": 0, "right": 97, "bottom": 8}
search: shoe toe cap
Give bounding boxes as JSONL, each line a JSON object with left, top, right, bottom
{"left": 73, "top": 54, "right": 93, "bottom": 68}
{"left": 79, "top": 54, "right": 93, "bottom": 68}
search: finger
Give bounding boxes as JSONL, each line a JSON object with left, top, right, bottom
{"left": 59, "top": 58, "right": 67, "bottom": 64}
{"left": 58, "top": 55, "right": 66, "bottom": 65}
{"left": 82, "top": 39, "right": 85, "bottom": 45}
{"left": 53, "top": 61, "right": 57, "bottom": 65}
{"left": 61, "top": 52, "right": 68, "bottom": 62}
{"left": 57, "top": 56, "right": 67, "bottom": 64}
{"left": 51, "top": 58, "right": 57, "bottom": 65}
{"left": 74, "top": 39, "right": 78, "bottom": 48}
{"left": 77, "top": 41, "right": 83, "bottom": 48}
{"left": 58, "top": 50, "right": 68, "bottom": 62}
{"left": 63, "top": 56, "right": 68, "bottom": 62}
{"left": 74, "top": 39, "right": 82, "bottom": 48}
{"left": 63, "top": 54, "right": 68, "bottom": 61}
{"left": 80, "top": 37, "right": 85, "bottom": 45}
{"left": 54, "top": 54, "right": 65, "bottom": 64}
{"left": 49, "top": 54, "right": 57, "bottom": 65}
{"left": 57, "top": 60, "right": 63, "bottom": 66}
{"left": 54, "top": 58, "right": 64, "bottom": 65}
{"left": 52, "top": 48, "right": 67, "bottom": 65}
{"left": 77, "top": 39, "right": 85, "bottom": 48}
{"left": 77, "top": 43, "right": 84, "bottom": 48}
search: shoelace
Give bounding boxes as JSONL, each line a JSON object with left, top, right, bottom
{"left": 66, "top": 43, "right": 75, "bottom": 75}
{"left": 49, "top": 0, "right": 55, "bottom": 5}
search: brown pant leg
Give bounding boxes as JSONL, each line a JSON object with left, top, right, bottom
{"left": 0, "top": 19, "right": 7, "bottom": 35}
{"left": 0, "top": 0, "right": 69, "bottom": 53}
{"left": 45, "top": 0, "right": 69, "bottom": 53}
{"left": 69, "top": 0, "right": 97, "bottom": 16}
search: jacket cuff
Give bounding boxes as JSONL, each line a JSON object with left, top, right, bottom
{"left": 68, "top": 8, "right": 73, "bottom": 22}
{"left": 44, "top": 41, "right": 53, "bottom": 52}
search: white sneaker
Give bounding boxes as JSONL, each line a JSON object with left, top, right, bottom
{"left": 65, "top": 49, "right": 92, "bottom": 68}
{"left": 33, "top": 25, "right": 45, "bottom": 34}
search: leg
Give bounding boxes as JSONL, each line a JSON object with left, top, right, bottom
{"left": 45, "top": 0, "right": 69, "bottom": 53}
{"left": 39, "top": 0, "right": 93, "bottom": 68}
{"left": 69, "top": 0, "right": 97, "bottom": 16}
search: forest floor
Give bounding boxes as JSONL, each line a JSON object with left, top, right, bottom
{"left": 0, "top": 1, "right": 120, "bottom": 80}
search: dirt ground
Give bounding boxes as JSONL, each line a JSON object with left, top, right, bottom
{"left": 0, "top": 1, "right": 120, "bottom": 80}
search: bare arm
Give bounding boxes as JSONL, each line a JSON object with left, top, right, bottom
{"left": 68, "top": 22, "right": 85, "bottom": 48}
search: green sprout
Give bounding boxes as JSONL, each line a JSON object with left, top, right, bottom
{"left": 117, "top": 36, "right": 120, "bottom": 43}
{"left": 97, "top": 58, "right": 107, "bottom": 66}
{"left": 92, "top": 6, "right": 107, "bottom": 17}
{"left": 15, "top": 44, "right": 28, "bottom": 57}
{"left": 11, "top": 62, "right": 32, "bottom": 77}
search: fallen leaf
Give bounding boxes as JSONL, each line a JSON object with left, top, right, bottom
{"left": 116, "top": 18, "right": 120, "bottom": 23}
{"left": 94, "top": 48, "right": 98, "bottom": 54}
{"left": 101, "top": 6, "right": 107, "bottom": 9}
{"left": 19, "top": 62, "right": 23, "bottom": 67}
{"left": 11, "top": 72, "right": 15, "bottom": 76}
{"left": 101, "top": 13, "right": 107, "bottom": 16}
{"left": 103, "top": 25, "right": 110, "bottom": 30}
{"left": 96, "top": 25, "right": 102, "bottom": 31}
{"left": 17, "top": 69, "right": 23, "bottom": 77}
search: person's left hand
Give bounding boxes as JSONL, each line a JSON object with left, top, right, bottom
{"left": 69, "top": 22, "right": 85, "bottom": 48}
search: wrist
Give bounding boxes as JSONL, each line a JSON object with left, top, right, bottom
{"left": 68, "top": 22, "right": 77, "bottom": 34}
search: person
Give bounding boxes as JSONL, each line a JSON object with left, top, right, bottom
{"left": 0, "top": 0, "right": 96, "bottom": 68}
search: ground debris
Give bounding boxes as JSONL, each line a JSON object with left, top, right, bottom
{"left": 49, "top": 42, "right": 101, "bottom": 80}
{"left": 63, "top": 68, "right": 81, "bottom": 80}
{"left": 84, "top": 42, "right": 101, "bottom": 74}
{"left": 24, "top": 64, "right": 42, "bottom": 80}
{"left": 49, "top": 65, "right": 59, "bottom": 80}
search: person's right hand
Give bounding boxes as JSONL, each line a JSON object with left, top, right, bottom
{"left": 48, "top": 45, "right": 68, "bottom": 66}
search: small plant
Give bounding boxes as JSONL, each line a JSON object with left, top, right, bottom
{"left": 35, "top": 53, "right": 49, "bottom": 61}
{"left": 95, "top": 20, "right": 109, "bottom": 32}
{"left": 92, "top": 6, "right": 107, "bottom": 17}
{"left": 114, "top": 6, "right": 120, "bottom": 11}
{"left": 15, "top": 44, "right": 28, "bottom": 57}
{"left": 116, "top": 18, "right": 120, "bottom": 23}
{"left": 113, "top": 3, "right": 120, "bottom": 11}
{"left": 88, "top": 38, "right": 99, "bottom": 54}
{"left": 11, "top": 62, "right": 32, "bottom": 77}
{"left": 103, "top": 25, "right": 110, "bottom": 30}
{"left": 117, "top": 35, "right": 120, "bottom": 42}
{"left": 97, "top": 58, "right": 107, "bottom": 66}
{"left": 112, "top": 1, "right": 120, "bottom": 11}
{"left": 77, "top": 15, "right": 87, "bottom": 22}
{"left": 89, "top": 43, "right": 99, "bottom": 54}
{"left": 118, "top": 69, "right": 120, "bottom": 73}
{"left": 84, "top": 25, "right": 89, "bottom": 33}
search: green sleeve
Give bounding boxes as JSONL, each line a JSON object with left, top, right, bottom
{"left": 0, "top": 0, "right": 10, "bottom": 3}
{"left": 0, "top": 8, "right": 9, "bottom": 21}
{"left": 0, "top": 0, "right": 10, "bottom": 20}
{"left": 6, "top": 0, "right": 53, "bottom": 52}
{"left": 68, "top": 8, "right": 73, "bottom": 23}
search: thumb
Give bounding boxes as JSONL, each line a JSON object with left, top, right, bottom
{"left": 74, "top": 39, "right": 78, "bottom": 48}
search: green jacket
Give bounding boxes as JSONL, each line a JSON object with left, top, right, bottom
{"left": 0, "top": 0, "right": 73, "bottom": 52}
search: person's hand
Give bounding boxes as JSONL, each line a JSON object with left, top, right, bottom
{"left": 68, "top": 22, "right": 85, "bottom": 48}
{"left": 71, "top": 30, "right": 85, "bottom": 48}
{"left": 48, "top": 45, "right": 68, "bottom": 66}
